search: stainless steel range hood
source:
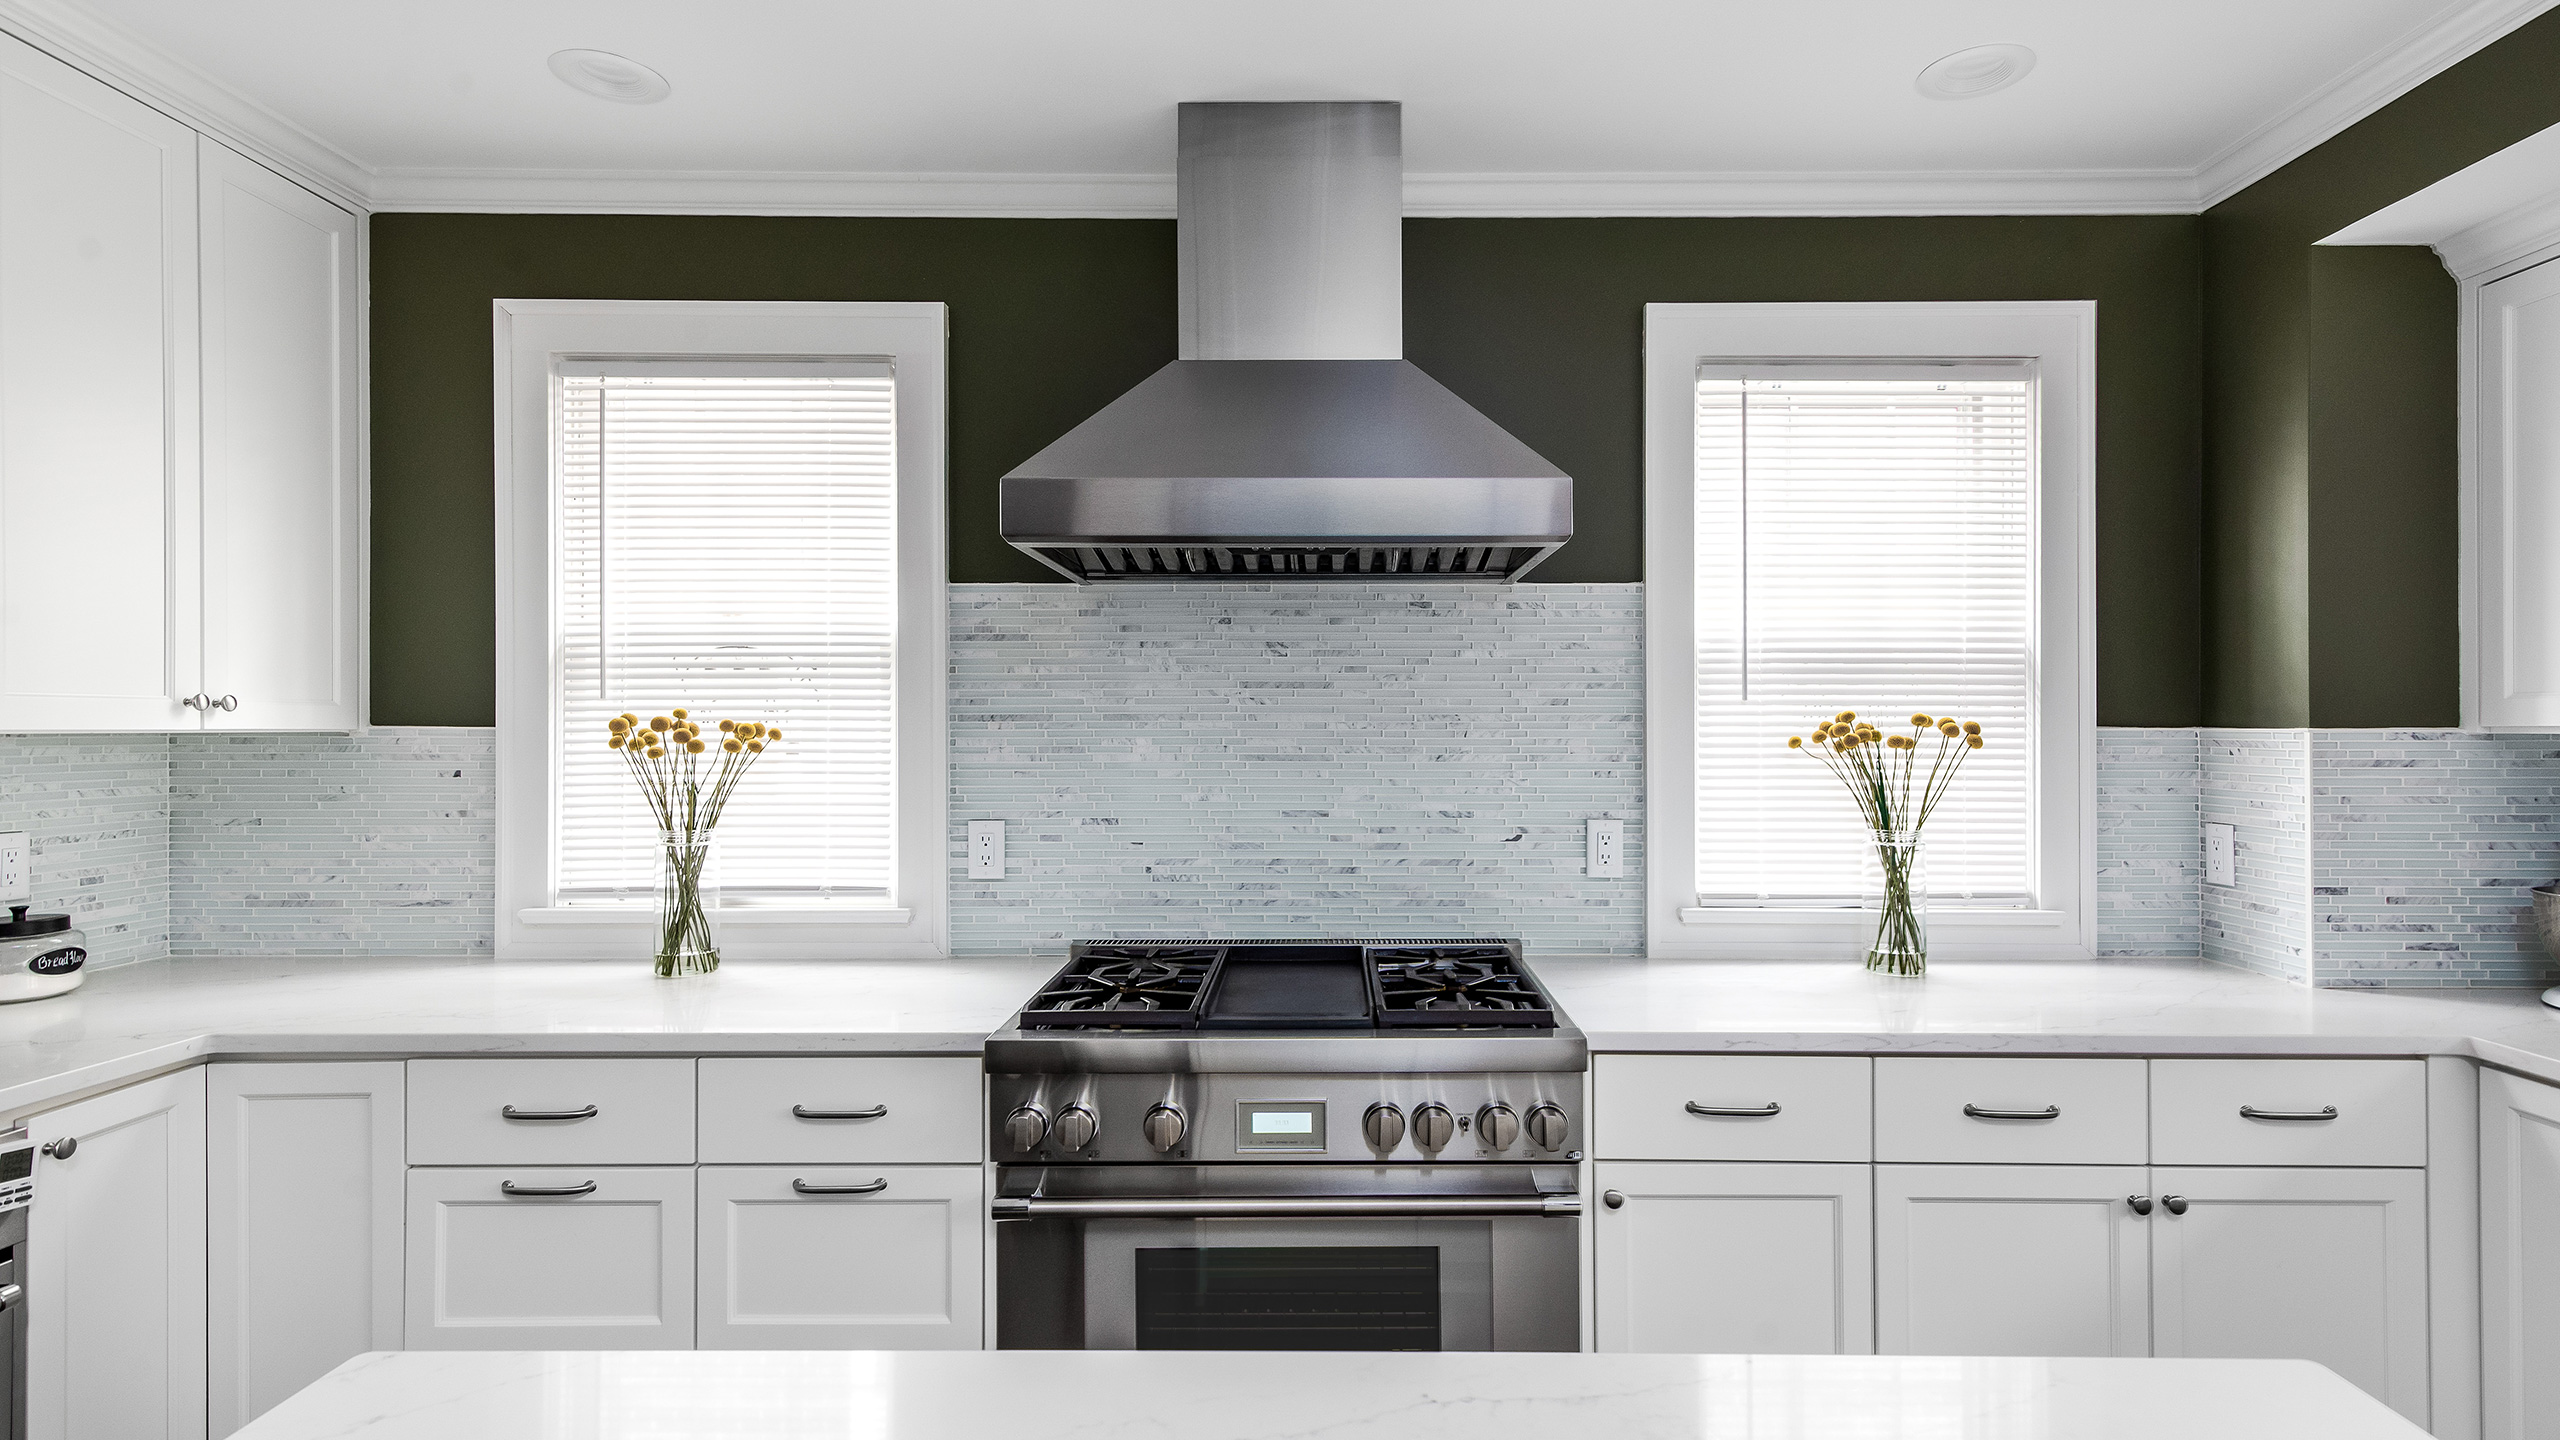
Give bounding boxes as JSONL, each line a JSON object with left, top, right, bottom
{"left": 1000, "top": 102, "right": 1572, "bottom": 583}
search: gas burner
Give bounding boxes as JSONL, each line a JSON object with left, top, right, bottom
{"left": 1024, "top": 946, "right": 1217, "bottom": 1028}
{"left": 1371, "top": 946, "right": 1554, "bottom": 1028}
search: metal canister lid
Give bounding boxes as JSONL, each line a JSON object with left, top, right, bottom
{"left": 0, "top": 906, "right": 69, "bottom": 938}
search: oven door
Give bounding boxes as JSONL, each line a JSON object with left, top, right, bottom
{"left": 993, "top": 1165, "right": 1579, "bottom": 1352}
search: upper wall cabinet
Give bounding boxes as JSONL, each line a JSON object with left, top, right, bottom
{"left": 0, "top": 33, "right": 359, "bottom": 733}
{"left": 0, "top": 32, "right": 199, "bottom": 730}
{"left": 2474, "top": 257, "right": 2560, "bottom": 729}
{"left": 197, "top": 141, "right": 361, "bottom": 732}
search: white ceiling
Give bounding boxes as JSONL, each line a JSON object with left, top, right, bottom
{"left": 22, "top": 0, "right": 2560, "bottom": 213}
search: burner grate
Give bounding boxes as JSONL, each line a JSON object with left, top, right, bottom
{"left": 1023, "top": 946, "right": 1219, "bottom": 1028}
{"left": 1368, "top": 945, "right": 1554, "bottom": 1030}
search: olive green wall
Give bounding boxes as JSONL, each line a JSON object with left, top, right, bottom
{"left": 369, "top": 212, "right": 2204, "bottom": 729}
{"left": 2202, "top": 7, "right": 2560, "bottom": 726}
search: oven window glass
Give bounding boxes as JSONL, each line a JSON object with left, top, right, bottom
{"left": 1134, "top": 1246, "right": 1440, "bottom": 1350}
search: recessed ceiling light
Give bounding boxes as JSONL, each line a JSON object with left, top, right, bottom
{"left": 547, "top": 49, "right": 671, "bottom": 105}
{"left": 1915, "top": 44, "right": 2036, "bottom": 101}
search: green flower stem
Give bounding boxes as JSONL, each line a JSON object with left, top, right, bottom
{"left": 655, "top": 834, "right": 718, "bottom": 977}
{"left": 1865, "top": 832, "right": 1926, "bottom": 978}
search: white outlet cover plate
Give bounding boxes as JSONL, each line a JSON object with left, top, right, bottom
{"left": 2203, "top": 821, "right": 2236, "bottom": 887}
{"left": 968, "top": 820, "right": 1005, "bottom": 880}
{"left": 1587, "top": 819, "right": 1623, "bottom": 878}
{"left": 0, "top": 831, "right": 25, "bottom": 904}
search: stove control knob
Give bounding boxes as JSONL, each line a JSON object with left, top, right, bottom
{"left": 1411, "top": 1103, "right": 1455, "bottom": 1152}
{"left": 1476, "top": 1104, "right": 1520, "bottom": 1151}
{"left": 1525, "top": 1104, "right": 1570, "bottom": 1151}
{"left": 1052, "top": 1105, "right": 1099, "bottom": 1151}
{"left": 1142, "top": 1103, "right": 1186, "bottom": 1152}
{"left": 1003, "top": 1104, "right": 1049, "bottom": 1153}
{"left": 1362, "top": 1104, "right": 1406, "bottom": 1151}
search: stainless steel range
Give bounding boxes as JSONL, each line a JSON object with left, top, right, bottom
{"left": 987, "top": 939, "right": 1585, "bottom": 1352}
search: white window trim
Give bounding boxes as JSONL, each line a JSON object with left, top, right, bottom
{"left": 1643, "top": 301, "right": 2097, "bottom": 960}
{"left": 492, "top": 299, "right": 949, "bottom": 959}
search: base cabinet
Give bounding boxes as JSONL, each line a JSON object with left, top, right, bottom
{"left": 1875, "top": 1164, "right": 2152, "bottom": 1358}
{"left": 2149, "top": 1165, "right": 2429, "bottom": 1426}
{"left": 26, "top": 1068, "right": 208, "bottom": 1440}
{"left": 2482, "top": 1069, "right": 2560, "bottom": 1440}
{"left": 405, "top": 1167, "right": 695, "bottom": 1350}
{"left": 1592, "top": 1161, "right": 1872, "bottom": 1355}
{"left": 696, "top": 1165, "right": 983, "bottom": 1349}
{"left": 207, "top": 1062, "right": 403, "bottom": 1436}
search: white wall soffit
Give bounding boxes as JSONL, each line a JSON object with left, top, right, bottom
{"left": 2, "top": 0, "right": 2556, "bottom": 221}
{"left": 2321, "top": 117, "right": 2560, "bottom": 278}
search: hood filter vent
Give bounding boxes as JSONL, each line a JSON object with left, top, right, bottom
{"left": 1026, "top": 543, "right": 1533, "bottom": 583}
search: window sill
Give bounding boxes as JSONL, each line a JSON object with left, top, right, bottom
{"left": 1678, "top": 907, "right": 2070, "bottom": 927}
{"left": 517, "top": 906, "right": 916, "bottom": 927}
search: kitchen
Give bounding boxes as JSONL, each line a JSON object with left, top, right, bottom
{"left": 3, "top": 1, "right": 2560, "bottom": 1438}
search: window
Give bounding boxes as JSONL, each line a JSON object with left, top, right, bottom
{"left": 495, "top": 302, "right": 947, "bottom": 959}
{"left": 1645, "top": 303, "right": 2094, "bottom": 959}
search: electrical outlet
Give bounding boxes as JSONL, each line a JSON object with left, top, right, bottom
{"left": 1586, "top": 819, "right": 1623, "bottom": 878}
{"left": 0, "top": 831, "right": 25, "bottom": 904}
{"left": 968, "top": 820, "right": 1006, "bottom": 880}
{"left": 2204, "top": 822, "right": 2236, "bottom": 887}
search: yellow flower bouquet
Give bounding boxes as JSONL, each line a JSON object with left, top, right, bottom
{"left": 1788, "top": 711, "right": 1986, "bottom": 976}
{"left": 606, "top": 708, "right": 782, "bottom": 977}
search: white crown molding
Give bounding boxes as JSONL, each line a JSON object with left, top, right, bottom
{"left": 2438, "top": 188, "right": 2560, "bottom": 278}
{"left": 1401, "top": 169, "right": 2201, "bottom": 217}
{"left": 2193, "top": 0, "right": 2560, "bottom": 209}
{"left": 369, "top": 168, "right": 1176, "bottom": 217}
{"left": 0, "top": 0, "right": 369, "bottom": 210}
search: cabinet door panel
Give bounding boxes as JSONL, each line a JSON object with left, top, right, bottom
{"left": 405, "top": 1166, "right": 693, "bottom": 1349}
{"left": 1875, "top": 1164, "right": 2149, "bottom": 1358}
{"left": 0, "top": 33, "right": 199, "bottom": 729}
{"left": 2149, "top": 1165, "right": 2427, "bottom": 1426}
{"left": 2482, "top": 1070, "right": 2560, "bottom": 1440}
{"left": 697, "top": 1165, "right": 982, "bottom": 1349}
{"left": 208, "top": 1062, "right": 403, "bottom": 1436}
{"left": 2479, "top": 261, "right": 2560, "bottom": 727}
{"left": 1593, "top": 1161, "right": 1872, "bottom": 1355}
{"left": 198, "top": 142, "right": 359, "bottom": 732}
{"left": 26, "top": 1068, "right": 208, "bottom": 1440}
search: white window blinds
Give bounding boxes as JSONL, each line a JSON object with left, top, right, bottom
{"left": 1692, "top": 366, "right": 2036, "bottom": 906}
{"left": 554, "top": 361, "right": 897, "bottom": 903}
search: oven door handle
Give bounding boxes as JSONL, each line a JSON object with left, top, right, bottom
{"left": 992, "top": 1193, "right": 1581, "bottom": 1221}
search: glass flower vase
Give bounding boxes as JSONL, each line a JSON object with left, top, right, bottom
{"left": 654, "top": 832, "right": 719, "bottom": 977}
{"left": 1864, "top": 828, "right": 1927, "bottom": 977}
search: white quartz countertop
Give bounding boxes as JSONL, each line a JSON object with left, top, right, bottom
{"left": 3, "top": 953, "right": 2558, "bottom": 1123}
{"left": 231, "top": 1349, "right": 2425, "bottom": 1440}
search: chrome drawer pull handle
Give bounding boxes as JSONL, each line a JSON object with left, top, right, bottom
{"left": 2238, "top": 1105, "right": 2339, "bottom": 1122}
{"left": 1962, "top": 1104, "right": 2062, "bottom": 1120}
{"left": 792, "top": 1177, "right": 889, "bottom": 1196}
{"left": 500, "top": 1179, "right": 597, "bottom": 1198}
{"left": 502, "top": 1104, "right": 599, "bottom": 1121}
{"left": 1685, "top": 1101, "right": 1782, "bottom": 1118}
{"left": 792, "top": 1104, "right": 889, "bottom": 1121}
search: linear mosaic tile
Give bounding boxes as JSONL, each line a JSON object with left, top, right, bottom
{"left": 2201, "top": 729, "right": 2310, "bottom": 982}
{"left": 2313, "top": 729, "right": 2560, "bottom": 988}
{"left": 169, "top": 728, "right": 495, "bottom": 956}
{"left": 0, "top": 735, "right": 172, "bottom": 969}
{"left": 947, "top": 583, "right": 1647, "bottom": 956}
{"left": 2096, "top": 727, "right": 2201, "bottom": 957}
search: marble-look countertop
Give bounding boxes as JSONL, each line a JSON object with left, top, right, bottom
{"left": 3, "top": 953, "right": 2558, "bottom": 1123}
{"left": 231, "top": 1349, "right": 2424, "bottom": 1440}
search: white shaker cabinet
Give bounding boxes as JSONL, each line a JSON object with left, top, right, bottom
{"left": 2147, "top": 1165, "right": 2430, "bottom": 1426}
{"left": 207, "top": 1062, "right": 404, "bottom": 1436}
{"left": 2476, "top": 259, "right": 2560, "bottom": 728}
{"left": 1874, "top": 1164, "right": 2152, "bottom": 1358}
{"left": 406, "top": 1166, "right": 696, "bottom": 1350}
{"left": 0, "top": 32, "right": 200, "bottom": 730}
{"left": 196, "top": 142, "right": 362, "bottom": 732}
{"left": 1591, "top": 1161, "right": 1872, "bottom": 1355}
{"left": 2481, "top": 1069, "right": 2560, "bottom": 1440}
{"left": 696, "top": 1164, "right": 984, "bottom": 1349}
{"left": 24, "top": 1067, "right": 208, "bottom": 1440}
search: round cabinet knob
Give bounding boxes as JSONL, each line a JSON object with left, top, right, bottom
{"left": 1362, "top": 1103, "right": 1406, "bottom": 1151}
{"left": 1410, "top": 1103, "right": 1455, "bottom": 1151}
{"left": 1003, "top": 1104, "right": 1049, "bottom": 1152}
{"left": 1051, "top": 1105, "right": 1099, "bottom": 1151}
{"left": 1476, "top": 1104, "right": 1520, "bottom": 1150}
{"left": 1141, "top": 1104, "right": 1186, "bottom": 1153}
{"left": 1524, "top": 1104, "right": 1570, "bottom": 1151}
{"left": 39, "top": 1137, "right": 73, "bottom": 1161}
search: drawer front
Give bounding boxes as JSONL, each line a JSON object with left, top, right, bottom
{"left": 409, "top": 1058, "right": 697, "bottom": 1166}
{"left": 2150, "top": 1059, "right": 2426, "bottom": 1166}
{"left": 698, "top": 1058, "right": 983, "bottom": 1164}
{"left": 1875, "top": 1058, "right": 2147, "bottom": 1165}
{"left": 1596, "top": 1055, "right": 1872, "bottom": 1161}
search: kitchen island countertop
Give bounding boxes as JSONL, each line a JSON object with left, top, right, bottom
{"left": 231, "top": 1348, "right": 2425, "bottom": 1440}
